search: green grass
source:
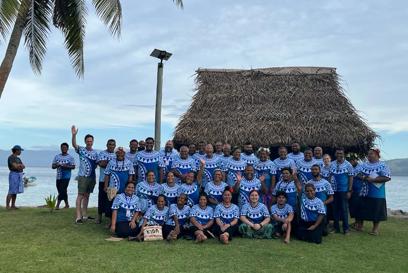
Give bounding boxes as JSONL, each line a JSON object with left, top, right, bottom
{"left": 0, "top": 207, "right": 407, "bottom": 273}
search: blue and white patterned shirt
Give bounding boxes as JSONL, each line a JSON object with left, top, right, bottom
{"left": 241, "top": 153, "right": 259, "bottom": 165}
{"left": 104, "top": 158, "right": 135, "bottom": 193}
{"left": 223, "top": 157, "right": 247, "bottom": 187}
{"left": 204, "top": 181, "right": 228, "bottom": 206}
{"left": 190, "top": 205, "right": 214, "bottom": 225}
{"left": 171, "top": 156, "right": 198, "bottom": 184}
{"left": 76, "top": 146, "right": 98, "bottom": 178}
{"left": 166, "top": 204, "right": 190, "bottom": 226}
{"left": 272, "top": 180, "right": 298, "bottom": 209}
{"left": 288, "top": 152, "right": 304, "bottom": 162}
{"left": 135, "top": 150, "right": 160, "bottom": 183}
{"left": 240, "top": 202, "right": 270, "bottom": 224}
{"left": 273, "top": 157, "right": 297, "bottom": 180}
{"left": 111, "top": 193, "right": 141, "bottom": 222}
{"left": 125, "top": 151, "right": 138, "bottom": 165}
{"left": 359, "top": 161, "right": 391, "bottom": 198}
{"left": 159, "top": 149, "right": 179, "bottom": 177}
{"left": 52, "top": 153, "right": 75, "bottom": 180}
{"left": 296, "top": 158, "right": 317, "bottom": 184}
{"left": 202, "top": 155, "right": 223, "bottom": 188}
{"left": 97, "top": 150, "right": 117, "bottom": 182}
{"left": 330, "top": 160, "right": 354, "bottom": 192}
{"left": 162, "top": 183, "right": 181, "bottom": 206}
{"left": 300, "top": 195, "right": 326, "bottom": 222}
{"left": 214, "top": 203, "right": 240, "bottom": 224}
{"left": 306, "top": 178, "right": 334, "bottom": 203}
{"left": 179, "top": 182, "right": 200, "bottom": 207}
{"left": 143, "top": 205, "right": 169, "bottom": 226}
{"left": 271, "top": 203, "right": 294, "bottom": 220}
{"left": 238, "top": 177, "right": 262, "bottom": 207}
{"left": 136, "top": 181, "right": 163, "bottom": 208}
{"left": 254, "top": 159, "right": 277, "bottom": 192}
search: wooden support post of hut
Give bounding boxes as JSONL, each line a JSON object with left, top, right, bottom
{"left": 173, "top": 67, "right": 377, "bottom": 156}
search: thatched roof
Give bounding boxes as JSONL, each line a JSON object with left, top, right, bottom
{"left": 173, "top": 67, "right": 377, "bottom": 155}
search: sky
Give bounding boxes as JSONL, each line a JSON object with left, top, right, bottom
{"left": 0, "top": 0, "right": 407, "bottom": 160}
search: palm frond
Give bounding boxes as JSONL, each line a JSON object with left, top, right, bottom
{"left": 23, "top": 0, "right": 53, "bottom": 74}
{"left": 173, "top": 0, "right": 183, "bottom": 9}
{"left": 0, "top": 0, "right": 20, "bottom": 40}
{"left": 92, "top": 0, "right": 121, "bottom": 38}
{"left": 53, "top": 0, "right": 86, "bottom": 77}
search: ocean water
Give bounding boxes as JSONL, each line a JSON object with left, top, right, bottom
{"left": 0, "top": 167, "right": 407, "bottom": 210}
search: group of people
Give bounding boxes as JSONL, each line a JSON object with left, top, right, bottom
{"left": 5, "top": 125, "right": 392, "bottom": 245}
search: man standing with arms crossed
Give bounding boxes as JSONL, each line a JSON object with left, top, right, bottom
{"left": 71, "top": 126, "right": 98, "bottom": 224}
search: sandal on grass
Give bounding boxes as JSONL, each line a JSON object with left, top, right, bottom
{"left": 369, "top": 231, "right": 379, "bottom": 236}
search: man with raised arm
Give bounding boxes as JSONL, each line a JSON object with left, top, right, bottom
{"left": 71, "top": 125, "right": 98, "bottom": 224}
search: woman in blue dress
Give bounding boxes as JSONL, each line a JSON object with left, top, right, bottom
{"left": 239, "top": 190, "right": 273, "bottom": 239}
{"left": 356, "top": 148, "right": 391, "bottom": 235}
{"left": 136, "top": 170, "right": 163, "bottom": 210}
{"left": 179, "top": 159, "right": 204, "bottom": 207}
{"left": 213, "top": 187, "right": 240, "bottom": 244}
{"left": 162, "top": 171, "right": 181, "bottom": 206}
{"left": 204, "top": 169, "right": 228, "bottom": 208}
{"left": 190, "top": 193, "right": 215, "bottom": 243}
{"left": 296, "top": 183, "right": 326, "bottom": 244}
{"left": 254, "top": 147, "right": 276, "bottom": 206}
{"left": 110, "top": 182, "right": 141, "bottom": 238}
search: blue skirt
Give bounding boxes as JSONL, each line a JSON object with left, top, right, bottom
{"left": 9, "top": 171, "right": 24, "bottom": 194}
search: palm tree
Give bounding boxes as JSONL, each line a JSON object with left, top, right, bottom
{"left": 0, "top": 0, "right": 183, "bottom": 99}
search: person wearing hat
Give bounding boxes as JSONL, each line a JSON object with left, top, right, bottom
{"left": 6, "top": 145, "right": 25, "bottom": 209}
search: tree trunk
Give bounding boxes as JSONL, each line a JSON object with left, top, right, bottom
{"left": 0, "top": 1, "right": 29, "bottom": 99}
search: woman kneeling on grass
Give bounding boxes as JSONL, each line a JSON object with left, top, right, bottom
{"left": 163, "top": 193, "right": 190, "bottom": 241}
{"left": 296, "top": 183, "right": 326, "bottom": 244}
{"left": 239, "top": 190, "right": 273, "bottom": 239}
{"left": 270, "top": 191, "right": 294, "bottom": 244}
{"left": 190, "top": 193, "right": 215, "bottom": 243}
{"left": 213, "top": 187, "right": 240, "bottom": 244}
{"left": 135, "top": 195, "right": 177, "bottom": 241}
{"left": 110, "top": 182, "right": 141, "bottom": 238}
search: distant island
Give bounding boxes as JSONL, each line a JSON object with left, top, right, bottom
{"left": 0, "top": 149, "right": 407, "bottom": 176}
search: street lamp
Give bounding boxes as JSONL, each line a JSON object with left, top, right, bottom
{"left": 150, "top": 49, "right": 172, "bottom": 151}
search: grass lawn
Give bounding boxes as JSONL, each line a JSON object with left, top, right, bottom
{"left": 0, "top": 207, "right": 407, "bottom": 273}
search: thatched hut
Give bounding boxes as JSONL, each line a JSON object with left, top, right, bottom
{"left": 173, "top": 67, "right": 377, "bottom": 156}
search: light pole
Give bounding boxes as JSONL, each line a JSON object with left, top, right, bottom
{"left": 150, "top": 49, "right": 172, "bottom": 151}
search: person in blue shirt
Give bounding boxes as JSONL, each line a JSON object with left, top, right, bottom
{"left": 6, "top": 145, "right": 25, "bottom": 210}
{"left": 71, "top": 125, "right": 98, "bottom": 224}
{"left": 190, "top": 193, "right": 215, "bottom": 243}
{"left": 158, "top": 140, "right": 178, "bottom": 183}
{"left": 163, "top": 193, "right": 189, "bottom": 241}
{"left": 271, "top": 191, "right": 294, "bottom": 244}
{"left": 201, "top": 144, "right": 223, "bottom": 189}
{"left": 288, "top": 142, "right": 304, "bottom": 163}
{"left": 356, "top": 148, "right": 391, "bottom": 236}
{"left": 296, "top": 183, "right": 326, "bottom": 244}
{"left": 135, "top": 195, "right": 172, "bottom": 241}
{"left": 272, "top": 167, "right": 301, "bottom": 210}
{"left": 222, "top": 147, "right": 247, "bottom": 205}
{"left": 171, "top": 146, "right": 198, "bottom": 184}
{"left": 134, "top": 137, "right": 160, "bottom": 183}
{"left": 110, "top": 182, "right": 141, "bottom": 238}
{"left": 192, "top": 141, "right": 206, "bottom": 161}
{"left": 162, "top": 171, "right": 181, "bottom": 206}
{"left": 213, "top": 187, "right": 240, "bottom": 244}
{"left": 96, "top": 139, "right": 116, "bottom": 224}
{"left": 273, "top": 146, "right": 297, "bottom": 181}
{"left": 136, "top": 170, "right": 163, "bottom": 209}
{"left": 219, "top": 143, "right": 232, "bottom": 168}
{"left": 241, "top": 142, "right": 259, "bottom": 165}
{"left": 52, "top": 143, "right": 75, "bottom": 209}
{"left": 234, "top": 165, "right": 267, "bottom": 208}
{"left": 296, "top": 148, "right": 317, "bottom": 184}
{"left": 254, "top": 147, "right": 276, "bottom": 206}
{"left": 204, "top": 169, "right": 228, "bottom": 208}
{"left": 313, "top": 147, "right": 324, "bottom": 166}
{"left": 330, "top": 148, "right": 354, "bottom": 234}
{"left": 347, "top": 153, "right": 364, "bottom": 230}
{"left": 125, "top": 139, "right": 138, "bottom": 166}
{"left": 179, "top": 159, "right": 204, "bottom": 207}
{"left": 214, "top": 141, "right": 224, "bottom": 158}
{"left": 239, "top": 190, "right": 273, "bottom": 239}
{"left": 307, "top": 164, "right": 334, "bottom": 236}
{"left": 321, "top": 154, "right": 335, "bottom": 224}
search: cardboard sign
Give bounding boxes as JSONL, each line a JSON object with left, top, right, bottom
{"left": 143, "top": 225, "right": 163, "bottom": 241}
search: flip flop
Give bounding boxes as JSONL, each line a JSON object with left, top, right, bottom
{"left": 369, "top": 231, "right": 379, "bottom": 236}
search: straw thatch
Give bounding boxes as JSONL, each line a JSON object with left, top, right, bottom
{"left": 173, "top": 67, "right": 377, "bottom": 155}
